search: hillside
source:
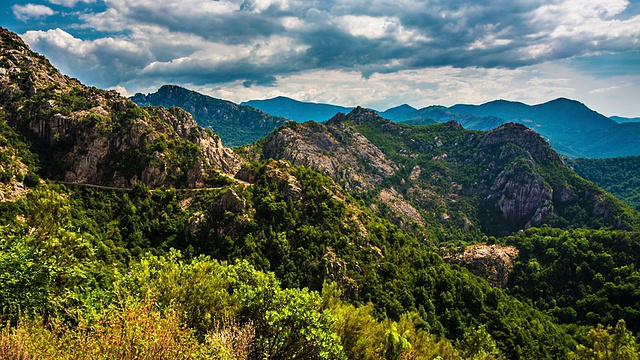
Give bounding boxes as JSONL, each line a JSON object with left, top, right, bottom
{"left": 242, "top": 96, "right": 354, "bottom": 122}
{"left": 568, "top": 156, "right": 640, "bottom": 211}
{"left": 2, "top": 26, "right": 640, "bottom": 359}
{"left": 245, "top": 107, "right": 639, "bottom": 239}
{"left": 0, "top": 29, "right": 240, "bottom": 189}
{"left": 131, "top": 85, "right": 291, "bottom": 147}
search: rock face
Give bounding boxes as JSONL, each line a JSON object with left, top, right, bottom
{"left": 0, "top": 27, "right": 241, "bottom": 189}
{"left": 259, "top": 112, "right": 397, "bottom": 191}
{"left": 249, "top": 109, "right": 639, "bottom": 237}
{"left": 443, "top": 243, "right": 520, "bottom": 287}
{"left": 131, "top": 85, "right": 291, "bottom": 147}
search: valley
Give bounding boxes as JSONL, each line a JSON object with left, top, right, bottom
{"left": 2, "top": 26, "right": 640, "bottom": 359}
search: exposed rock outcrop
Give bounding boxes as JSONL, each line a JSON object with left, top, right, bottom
{"left": 443, "top": 243, "right": 519, "bottom": 287}
{"left": 260, "top": 117, "right": 397, "bottom": 190}
{"left": 0, "top": 27, "right": 241, "bottom": 189}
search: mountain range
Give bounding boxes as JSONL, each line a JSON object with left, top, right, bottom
{"left": 131, "top": 85, "right": 290, "bottom": 147}
{"left": 139, "top": 88, "right": 640, "bottom": 158}
{"left": 3, "top": 26, "right": 640, "bottom": 359}
{"left": 242, "top": 96, "right": 354, "bottom": 122}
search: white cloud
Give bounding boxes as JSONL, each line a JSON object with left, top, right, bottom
{"left": 48, "top": 0, "right": 96, "bottom": 7}
{"left": 12, "top": 4, "right": 56, "bottom": 21}
{"left": 15, "top": 0, "right": 640, "bottom": 117}
{"left": 21, "top": 28, "right": 153, "bottom": 86}
{"left": 533, "top": 0, "right": 640, "bottom": 41}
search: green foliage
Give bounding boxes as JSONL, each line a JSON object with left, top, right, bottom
{"left": 568, "top": 320, "right": 640, "bottom": 360}
{"left": 117, "top": 252, "right": 346, "bottom": 359}
{"left": 568, "top": 156, "right": 640, "bottom": 211}
{"left": 0, "top": 186, "right": 110, "bottom": 323}
{"left": 505, "top": 227, "right": 640, "bottom": 332}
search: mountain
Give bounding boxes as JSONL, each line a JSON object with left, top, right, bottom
{"left": 0, "top": 28, "right": 240, "bottom": 189}
{"left": 451, "top": 98, "right": 617, "bottom": 131}
{"left": 611, "top": 115, "right": 640, "bottom": 123}
{"left": 3, "top": 26, "right": 640, "bottom": 359}
{"left": 448, "top": 98, "right": 640, "bottom": 158}
{"left": 242, "top": 96, "right": 354, "bottom": 122}
{"left": 381, "top": 98, "right": 640, "bottom": 158}
{"left": 130, "top": 85, "right": 290, "bottom": 147}
{"left": 244, "top": 107, "right": 639, "bottom": 238}
{"left": 377, "top": 103, "right": 417, "bottom": 120}
{"left": 395, "top": 105, "right": 506, "bottom": 130}
{"left": 245, "top": 96, "right": 640, "bottom": 158}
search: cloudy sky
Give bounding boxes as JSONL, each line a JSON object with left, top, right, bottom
{"left": 3, "top": 0, "right": 640, "bottom": 116}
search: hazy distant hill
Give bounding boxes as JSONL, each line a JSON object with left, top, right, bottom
{"left": 245, "top": 95, "right": 640, "bottom": 158}
{"left": 131, "top": 85, "right": 290, "bottom": 147}
{"left": 611, "top": 115, "right": 640, "bottom": 123}
{"left": 377, "top": 104, "right": 417, "bottom": 120}
{"left": 451, "top": 98, "right": 617, "bottom": 132}
{"left": 242, "top": 96, "right": 354, "bottom": 122}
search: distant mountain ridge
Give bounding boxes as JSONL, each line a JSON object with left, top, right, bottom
{"left": 242, "top": 96, "right": 354, "bottom": 122}
{"left": 611, "top": 115, "right": 640, "bottom": 123}
{"left": 131, "top": 85, "right": 290, "bottom": 147}
{"left": 242, "top": 95, "right": 640, "bottom": 158}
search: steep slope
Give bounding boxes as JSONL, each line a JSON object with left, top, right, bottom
{"left": 247, "top": 108, "right": 639, "bottom": 238}
{"left": 0, "top": 27, "right": 240, "bottom": 188}
{"left": 568, "top": 156, "right": 640, "bottom": 211}
{"left": 242, "top": 96, "right": 353, "bottom": 122}
{"left": 131, "top": 85, "right": 290, "bottom": 147}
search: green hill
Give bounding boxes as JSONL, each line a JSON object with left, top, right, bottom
{"left": 2, "top": 26, "right": 640, "bottom": 359}
{"left": 131, "top": 85, "right": 291, "bottom": 147}
{"left": 568, "top": 156, "right": 640, "bottom": 211}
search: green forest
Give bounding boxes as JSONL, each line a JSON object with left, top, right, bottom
{"left": 568, "top": 156, "right": 640, "bottom": 211}
{"left": 2, "top": 26, "right": 640, "bottom": 359}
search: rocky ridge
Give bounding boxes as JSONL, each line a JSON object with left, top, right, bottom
{"left": 131, "top": 85, "right": 291, "bottom": 147}
{"left": 0, "top": 27, "right": 241, "bottom": 189}
{"left": 247, "top": 107, "right": 639, "bottom": 237}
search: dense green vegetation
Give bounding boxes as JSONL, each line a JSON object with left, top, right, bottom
{"left": 568, "top": 156, "right": 640, "bottom": 211}
{"left": 504, "top": 227, "right": 640, "bottom": 332}
{"left": 0, "top": 162, "right": 583, "bottom": 359}
{"left": 3, "top": 27, "right": 640, "bottom": 359}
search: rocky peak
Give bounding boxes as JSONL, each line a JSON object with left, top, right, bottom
{"left": 0, "top": 27, "right": 241, "bottom": 189}
{"left": 326, "top": 106, "right": 387, "bottom": 126}
{"left": 478, "top": 123, "right": 563, "bottom": 165}
{"left": 257, "top": 120, "right": 397, "bottom": 191}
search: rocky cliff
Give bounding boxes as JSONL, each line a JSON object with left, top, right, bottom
{"left": 131, "top": 85, "right": 291, "bottom": 147}
{"left": 247, "top": 108, "right": 639, "bottom": 238}
{"left": 0, "top": 27, "right": 241, "bottom": 189}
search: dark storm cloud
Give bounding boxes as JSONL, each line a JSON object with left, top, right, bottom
{"left": 15, "top": 0, "right": 640, "bottom": 89}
